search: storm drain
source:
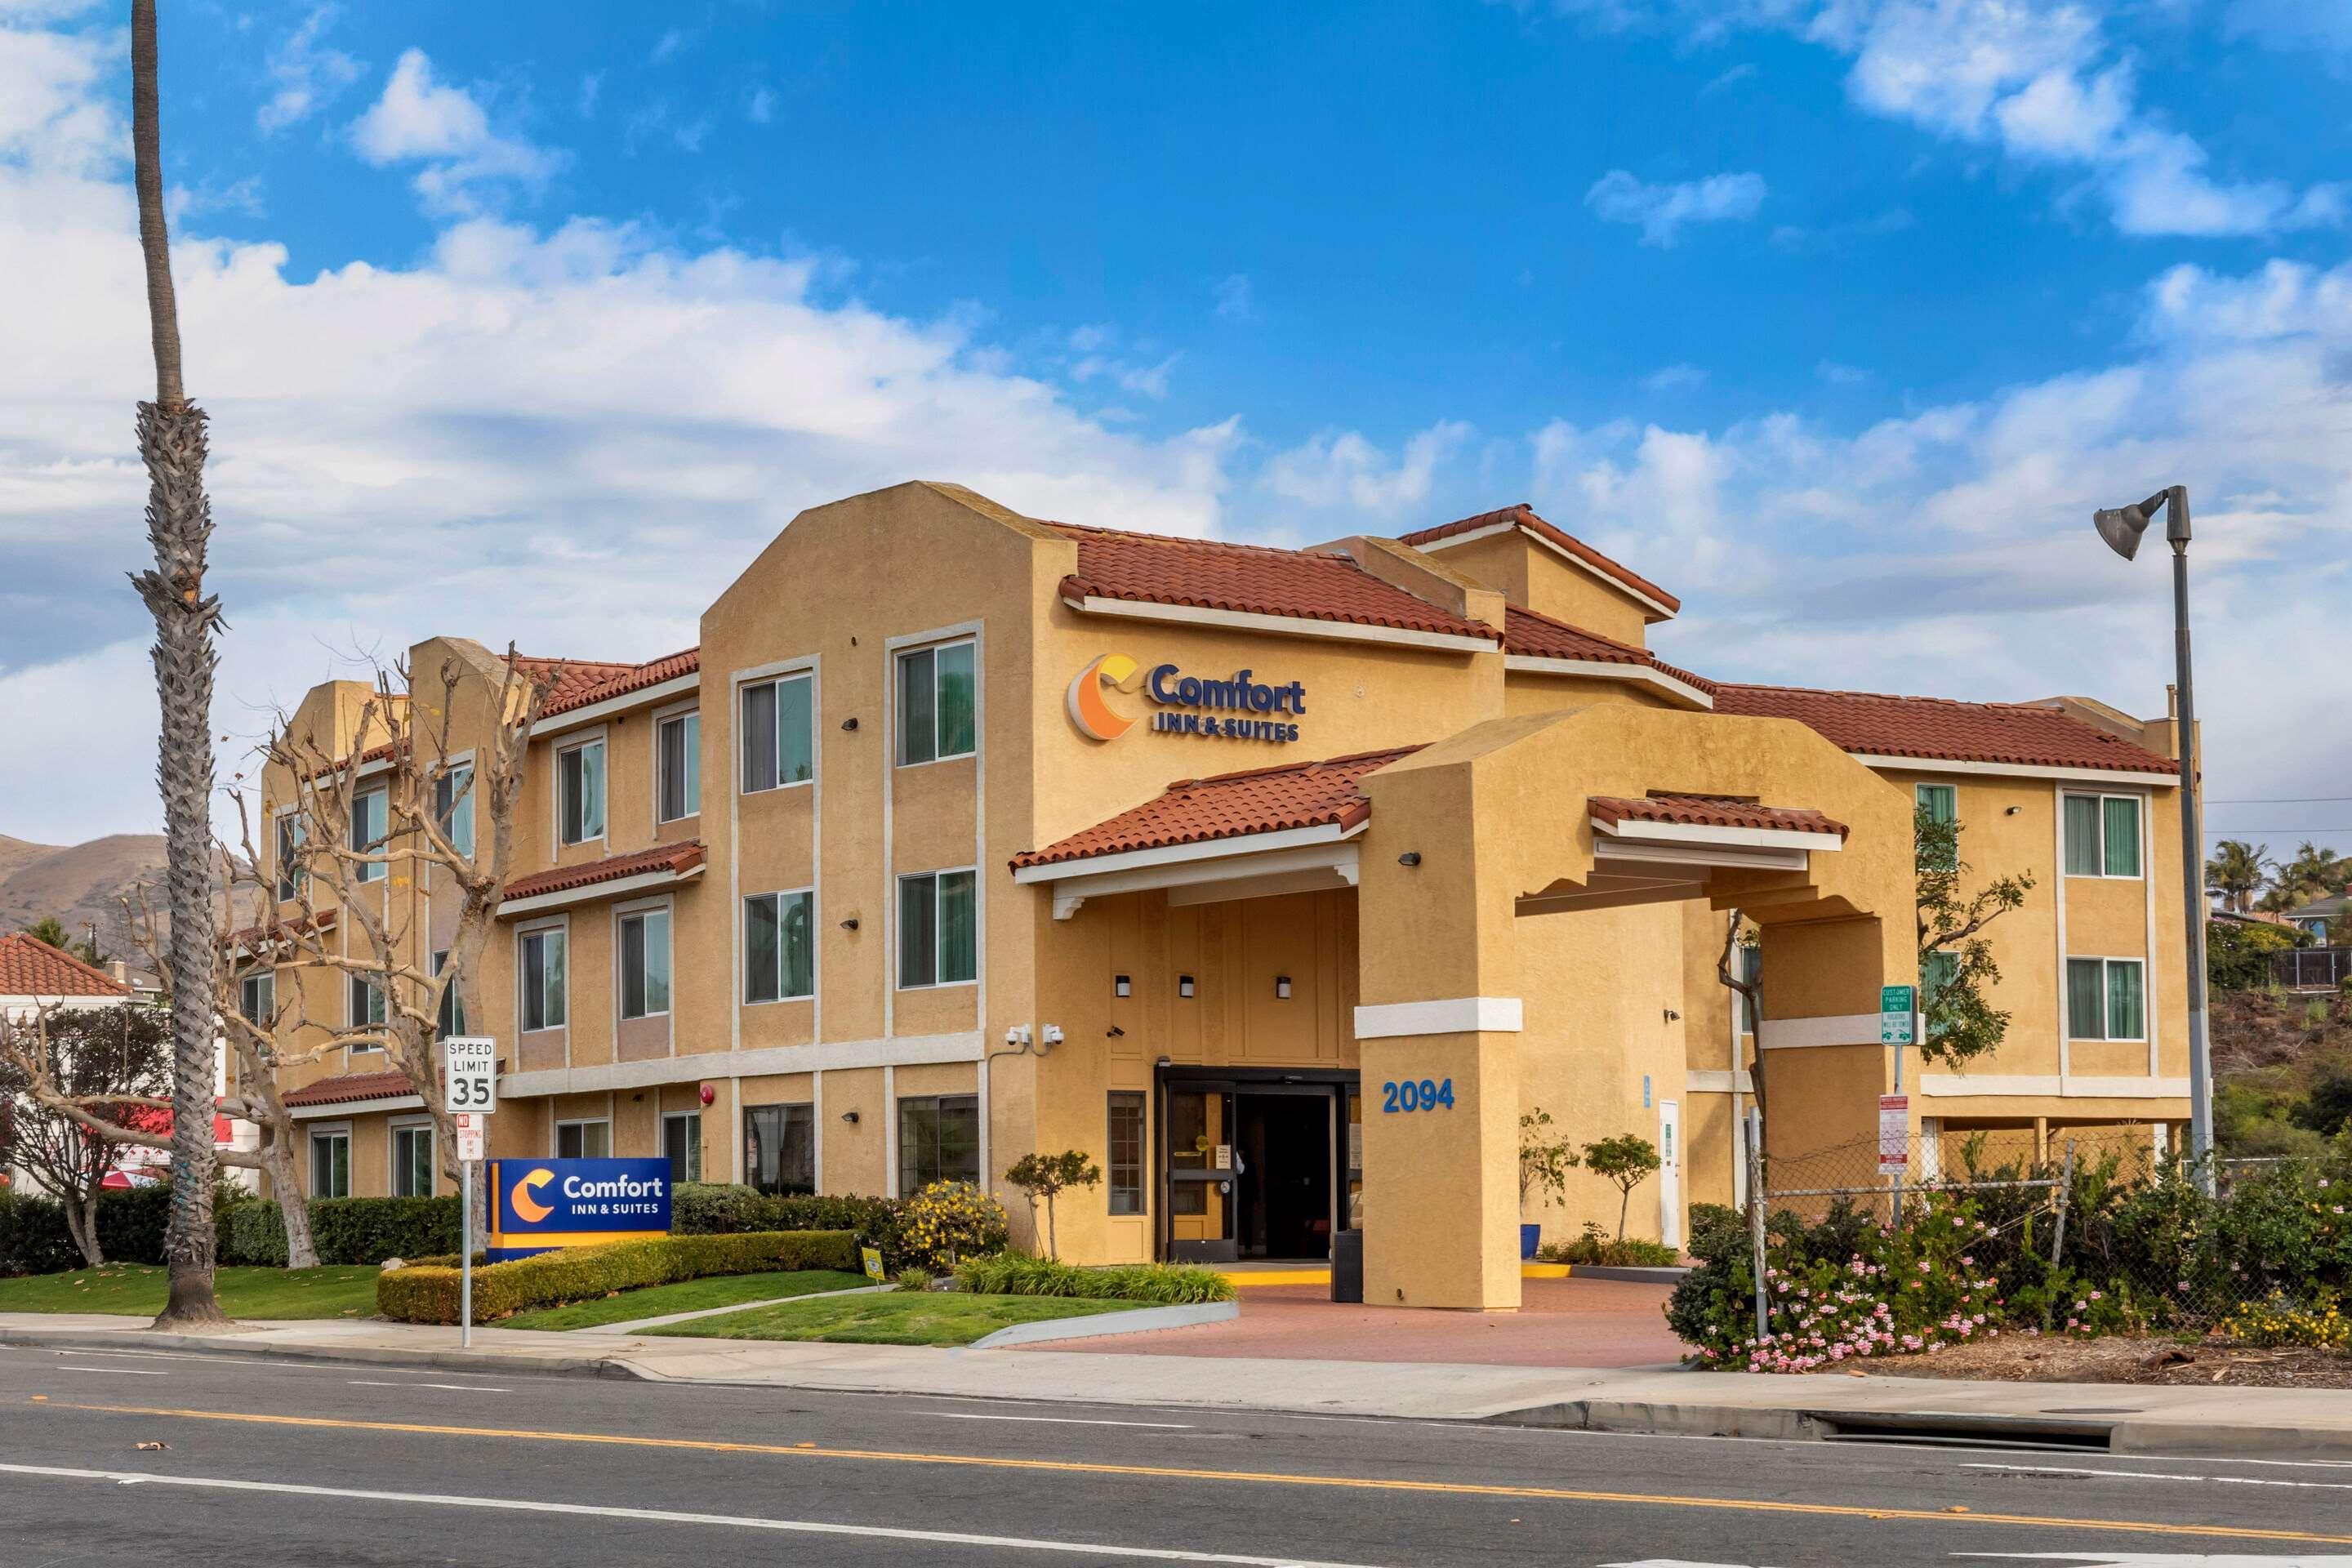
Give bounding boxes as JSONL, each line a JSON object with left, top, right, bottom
{"left": 1811, "top": 1410, "right": 2116, "bottom": 1453}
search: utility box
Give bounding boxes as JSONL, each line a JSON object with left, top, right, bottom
{"left": 1329, "top": 1227, "right": 1363, "bottom": 1303}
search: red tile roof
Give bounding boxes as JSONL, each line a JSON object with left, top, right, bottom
{"left": 1012, "top": 747, "right": 1423, "bottom": 871}
{"left": 1590, "top": 794, "right": 1850, "bottom": 839}
{"left": 1714, "top": 686, "right": 2178, "bottom": 776}
{"left": 517, "top": 655, "right": 639, "bottom": 709}
{"left": 282, "top": 1069, "right": 420, "bottom": 1108}
{"left": 1047, "top": 523, "right": 1503, "bottom": 644}
{"left": 503, "top": 840, "right": 706, "bottom": 903}
{"left": 1502, "top": 606, "right": 1717, "bottom": 697}
{"left": 0, "top": 933, "right": 132, "bottom": 999}
{"left": 1400, "top": 504, "right": 1681, "bottom": 615}
{"left": 541, "top": 647, "right": 702, "bottom": 717}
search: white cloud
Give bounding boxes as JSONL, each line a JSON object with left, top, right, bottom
{"left": 1263, "top": 421, "right": 1473, "bottom": 514}
{"left": 1643, "top": 363, "right": 1708, "bottom": 391}
{"left": 747, "top": 85, "right": 776, "bottom": 125}
{"left": 349, "top": 48, "right": 560, "bottom": 215}
{"left": 256, "top": 5, "right": 363, "bottom": 134}
{"left": 649, "top": 27, "right": 692, "bottom": 65}
{"left": 1815, "top": 359, "right": 1870, "bottom": 384}
{"left": 1214, "top": 272, "right": 1255, "bottom": 322}
{"left": 577, "top": 72, "right": 603, "bottom": 119}
{"left": 1586, "top": 168, "right": 1767, "bottom": 246}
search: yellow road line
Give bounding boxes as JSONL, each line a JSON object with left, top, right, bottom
{"left": 38, "top": 1400, "right": 2352, "bottom": 1548}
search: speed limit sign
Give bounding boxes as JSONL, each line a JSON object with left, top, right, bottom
{"left": 444, "top": 1036, "right": 499, "bottom": 1114}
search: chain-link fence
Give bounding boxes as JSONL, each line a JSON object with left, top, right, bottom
{"left": 2272, "top": 946, "right": 2351, "bottom": 991}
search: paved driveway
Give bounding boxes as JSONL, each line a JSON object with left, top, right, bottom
{"left": 1036, "top": 1274, "right": 1687, "bottom": 1366}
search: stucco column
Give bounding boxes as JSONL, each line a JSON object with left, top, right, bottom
{"left": 1750, "top": 913, "right": 1915, "bottom": 1167}
{"left": 1355, "top": 750, "right": 1522, "bottom": 1311}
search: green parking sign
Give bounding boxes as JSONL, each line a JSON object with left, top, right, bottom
{"left": 1880, "top": 985, "right": 1916, "bottom": 1045}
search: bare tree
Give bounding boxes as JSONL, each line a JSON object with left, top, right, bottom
{"left": 0, "top": 1003, "right": 170, "bottom": 1266}
{"left": 127, "top": 0, "right": 229, "bottom": 1330}
{"left": 1714, "top": 910, "right": 1765, "bottom": 1120}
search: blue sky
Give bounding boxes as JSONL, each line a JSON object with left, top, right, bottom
{"left": 2, "top": 0, "right": 2348, "bottom": 862}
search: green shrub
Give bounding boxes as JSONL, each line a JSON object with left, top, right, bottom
{"left": 952, "top": 1253, "right": 1234, "bottom": 1304}
{"left": 310, "top": 1196, "right": 461, "bottom": 1264}
{"left": 377, "top": 1229, "right": 860, "bottom": 1325}
{"left": 1686, "top": 1202, "right": 1748, "bottom": 1264}
{"left": 901, "top": 1181, "right": 1008, "bottom": 1270}
{"left": 219, "top": 1200, "right": 292, "bottom": 1267}
{"left": 1539, "top": 1223, "right": 1682, "bottom": 1267}
{"left": 93, "top": 1183, "right": 173, "bottom": 1264}
{"left": 2208, "top": 918, "right": 2308, "bottom": 991}
{"left": 894, "top": 1267, "right": 932, "bottom": 1293}
{"left": 672, "top": 1184, "right": 913, "bottom": 1268}
{"left": 0, "top": 1192, "right": 78, "bottom": 1276}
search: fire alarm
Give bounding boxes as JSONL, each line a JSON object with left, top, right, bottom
{"left": 698, "top": 1083, "right": 716, "bottom": 1107}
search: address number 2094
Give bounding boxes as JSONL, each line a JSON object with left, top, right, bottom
{"left": 1380, "top": 1078, "right": 1455, "bottom": 1113}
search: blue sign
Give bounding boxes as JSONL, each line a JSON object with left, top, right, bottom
{"left": 486, "top": 1156, "right": 672, "bottom": 1262}
{"left": 1143, "top": 663, "right": 1304, "bottom": 745}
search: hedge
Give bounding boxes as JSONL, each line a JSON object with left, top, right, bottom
{"left": 310, "top": 1196, "right": 461, "bottom": 1264}
{"left": 219, "top": 1200, "right": 292, "bottom": 1267}
{"left": 672, "top": 1184, "right": 912, "bottom": 1269}
{"left": 0, "top": 1193, "right": 80, "bottom": 1276}
{"left": 951, "top": 1254, "right": 1234, "bottom": 1304}
{"left": 377, "top": 1229, "right": 861, "bottom": 1325}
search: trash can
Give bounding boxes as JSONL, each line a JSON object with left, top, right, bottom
{"left": 1329, "top": 1227, "right": 1363, "bottom": 1303}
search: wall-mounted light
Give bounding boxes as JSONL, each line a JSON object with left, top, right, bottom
{"left": 1114, "top": 973, "right": 1131, "bottom": 998}
{"left": 2004, "top": 805, "right": 2021, "bottom": 816}
{"left": 1396, "top": 851, "right": 1422, "bottom": 867}
{"left": 1107, "top": 1025, "right": 1125, "bottom": 1038}
{"left": 841, "top": 717, "right": 859, "bottom": 731}
{"left": 1156, "top": 1054, "right": 1173, "bottom": 1069}
{"left": 1663, "top": 1008, "right": 1681, "bottom": 1023}
{"left": 1275, "top": 975, "right": 1292, "bottom": 1000}
{"left": 1177, "top": 973, "right": 1196, "bottom": 999}
{"left": 840, "top": 1110, "right": 861, "bottom": 1125}
{"left": 840, "top": 916, "right": 860, "bottom": 931}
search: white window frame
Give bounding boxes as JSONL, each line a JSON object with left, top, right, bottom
{"left": 435, "top": 755, "right": 476, "bottom": 860}
{"left": 2065, "top": 955, "right": 2147, "bottom": 1042}
{"left": 309, "top": 1124, "right": 352, "bottom": 1200}
{"left": 274, "top": 808, "right": 305, "bottom": 902}
{"left": 742, "top": 887, "right": 817, "bottom": 1004}
{"left": 893, "top": 637, "right": 978, "bottom": 768}
{"left": 350, "top": 783, "right": 389, "bottom": 884}
{"left": 617, "top": 899, "right": 674, "bottom": 1021}
{"left": 239, "top": 969, "right": 275, "bottom": 1027}
{"left": 518, "top": 920, "right": 568, "bottom": 1035}
{"left": 555, "top": 732, "right": 608, "bottom": 850}
{"left": 390, "top": 1116, "right": 436, "bottom": 1199}
{"left": 2062, "top": 791, "right": 2146, "bottom": 880}
{"left": 661, "top": 1110, "right": 703, "bottom": 1183}
{"left": 654, "top": 702, "right": 702, "bottom": 823}
{"left": 896, "top": 866, "right": 978, "bottom": 991}
{"left": 345, "top": 970, "right": 386, "bottom": 1045}
{"left": 738, "top": 672, "right": 816, "bottom": 795}
{"left": 554, "top": 1117, "right": 612, "bottom": 1159}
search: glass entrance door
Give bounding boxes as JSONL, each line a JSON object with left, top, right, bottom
{"left": 1163, "top": 1085, "right": 1237, "bottom": 1263}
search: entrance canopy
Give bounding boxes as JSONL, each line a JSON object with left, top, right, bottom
{"left": 1528, "top": 793, "right": 1851, "bottom": 915}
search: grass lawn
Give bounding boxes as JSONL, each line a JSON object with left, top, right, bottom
{"left": 0, "top": 1263, "right": 381, "bottom": 1320}
{"left": 493, "top": 1269, "right": 871, "bottom": 1331}
{"left": 644, "top": 1290, "right": 1143, "bottom": 1347}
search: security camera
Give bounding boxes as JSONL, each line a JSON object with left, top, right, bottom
{"left": 1041, "top": 1023, "right": 1064, "bottom": 1048}
{"left": 1004, "top": 1025, "right": 1031, "bottom": 1047}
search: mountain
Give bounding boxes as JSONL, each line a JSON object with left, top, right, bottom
{"left": 0, "top": 834, "right": 170, "bottom": 949}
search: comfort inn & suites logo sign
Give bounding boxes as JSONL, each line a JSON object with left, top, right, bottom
{"left": 1067, "top": 655, "right": 1304, "bottom": 746}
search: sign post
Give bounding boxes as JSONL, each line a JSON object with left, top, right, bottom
{"left": 1878, "top": 989, "right": 1916, "bottom": 1220}
{"left": 443, "top": 1038, "right": 500, "bottom": 1349}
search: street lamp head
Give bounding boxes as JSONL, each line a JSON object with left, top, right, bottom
{"left": 2092, "top": 498, "right": 2158, "bottom": 560}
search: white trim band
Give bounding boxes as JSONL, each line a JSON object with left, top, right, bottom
{"left": 1849, "top": 754, "right": 2177, "bottom": 789}
{"left": 1757, "top": 1013, "right": 1881, "bottom": 1049}
{"left": 287, "top": 1093, "right": 424, "bottom": 1121}
{"left": 501, "top": 864, "right": 704, "bottom": 918}
{"left": 1591, "top": 816, "right": 1843, "bottom": 853}
{"left": 1686, "top": 1069, "right": 1756, "bottom": 1094}
{"left": 1061, "top": 595, "right": 1499, "bottom": 655}
{"left": 1352, "top": 997, "right": 1522, "bottom": 1038}
{"left": 501, "top": 1031, "right": 985, "bottom": 1099}
{"left": 1504, "top": 654, "right": 1713, "bottom": 710}
{"left": 1917, "top": 1073, "right": 2191, "bottom": 1100}
{"left": 1013, "top": 821, "right": 1361, "bottom": 884}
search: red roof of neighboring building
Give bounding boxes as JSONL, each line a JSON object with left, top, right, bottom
{"left": 1047, "top": 523, "right": 1503, "bottom": 644}
{"left": 1714, "top": 685, "right": 2179, "bottom": 776}
{"left": 503, "top": 840, "right": 706, "bottom": 903}
{"left": 1589, "top": 793, "right": 1850, "bottom": 839}
{"left": 1502, "top": 605, "right": 1718, "bottom": 697}
{"left": 282, "top": 1070, "right": 420, "bottom": 1108}
{"left": 1012, "top": 747, "right": 1423, "bottom": 871}
{"left": 0, "top": 933, "right": 132, "bottom": 999}
{"left": 541, "top": 647, "right": 702, "bottom": 717}
{"left": 1399, "top": 504, "right": 1681, "bottom": 615}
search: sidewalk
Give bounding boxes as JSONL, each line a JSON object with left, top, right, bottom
{"left": 6, "top": 1311, "right": 2347, "bottom": 1459}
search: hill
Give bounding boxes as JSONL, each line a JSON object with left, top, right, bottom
{"left": 2212, "top": 988, "right": 2352, "bottom": 1159}
{"left": 0, "top": 834, "right": 172, "bottom": 947}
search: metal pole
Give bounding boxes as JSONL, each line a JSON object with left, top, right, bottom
{"left": 461, "top": 1158, "right": 474, "bottom": 1350}
{"left": 1746, "top": 1106, "right": 1769, "bottom": 1342}
{"left": 2167, "top": 488, "right": 2215, "bottom": 1190}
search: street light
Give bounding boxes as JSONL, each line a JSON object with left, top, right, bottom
{"left": 2090, "top": 484, "right": 2212, "bottom": 1182}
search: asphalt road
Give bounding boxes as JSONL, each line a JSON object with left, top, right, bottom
{"left": 2, "top": 1344, "right": 2350, "bottom": 1567}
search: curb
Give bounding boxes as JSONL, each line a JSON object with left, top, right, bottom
{"left": 0, "top": 1326, "right": 640, "bottom": 1382}
{"left": 1561, "top": 1266, "right": 1691, "bottom": 1285}
{"left": 969, "top": 1300, "right": 1240, "bottom": 1349}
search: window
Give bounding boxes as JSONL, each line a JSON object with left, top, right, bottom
{"left": 274, "top": 813, "right": 304, "bottom": 901}
{"left": 350, "top": 785, "right": 388, "bottom": 883}
{"left": 2065, "top": 793, "right": 2143, "bottom": 878}
{"left": 310, "top": 1129, "right": 350, "bottom": 1199}
{"left": 1921, "top": 950, "right": 1960, "bottom": 1036}
{"left": 2066, "top": 957, "right": 2146, "bottom": 1040}
{"left": 898, "top": 1094, "right": 979, "bottom": 1192}
{"left": 620, "top": 907, "right": 672, "bottom": 1019}
{"left": 898, "top": 869, "right": 977, "bottom": 989}
{"left": 392, "top": 1123, "right": 434, "bottom": 1197}
{"left": 746, "top": 1103, "right": 815, "bottom": 1195}
{"left": 434, "top": 764, "right": 474, "bottom": 858}
{"left": 896, "top": 641, "right": 975, "bottom": 766}
{"left": 238, "top": 970, "right": 274, "bottom": 1026}
{"left": 1107, "top": 1092, "right": 1145, "bottom": 1215}
{"left": 743, "top": 891, "right": 815, "bottom": 1003}
{"left": 555, "top": 1120, "right": 611, "bottom": 1159}
{"left": 1916, "top": 782, "right": 1958, "bottom": 870}
{"left": 521, "top": 927, "right": 568, "bottom": 1031}
{"left": 559, "top": 738, "right": 606, "bottom": 845}
{"left": 662, "top": 1112, "right": 702, "bottom": 1185}
{"left": 347, "top": 973, "right": 385, "bottom": 1031}
{"left": 433, "top": 950, "right": 465, "bottom": 1037}
{"left": 657, "top": 710, "right": 701, "bottom": 821}
{"left": 740, "top": 675, "right": 813, "bottom": 793}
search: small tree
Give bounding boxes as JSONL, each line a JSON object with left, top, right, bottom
{"left": 0, "top": 1003, "right": 169, "bottom": 1265}
{"left": 1915, "top": 808, "right": 2034, "bottom": 1067}
{"left": 1517, "top": 1108, "right": 1579, "bottom": 1216}
{"left": 1582, "top": 1134, "right": 1661, "bottom": 1241}
{"left": 1714, "top": 912, "right": 1765, "bottom": 1119}
{"left": 1002, "top": 1150, "right": 1101, "bottom": 1260}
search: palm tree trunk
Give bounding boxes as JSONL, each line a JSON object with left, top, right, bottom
{"left": 130, "top": 0, "right": 228, "bottom": 1330}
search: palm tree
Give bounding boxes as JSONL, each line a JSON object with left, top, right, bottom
{"left": 2277, "top": 843, "right": 2352, "bottom": 907}
{"left": 129, "top": 0, "right": 229, "bottom": 1330}
{"left": 2205, "top": 840, "right": 2272, "bottom": 915}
